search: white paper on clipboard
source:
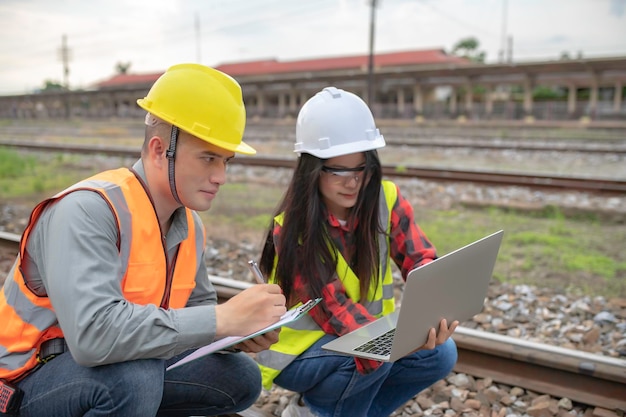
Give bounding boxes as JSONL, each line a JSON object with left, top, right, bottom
{"left": 167, "top": 298, "right": 322, "bottom": 370}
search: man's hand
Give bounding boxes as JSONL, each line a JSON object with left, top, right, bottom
{"left": 215, "top": 284, "right": 286, "bottom": 338}
{"left": 233, "top": 328, "right": 281, "bottom": 353}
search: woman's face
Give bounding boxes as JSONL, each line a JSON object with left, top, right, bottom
{"left": 319, "top": 152, "right": 366, "bottom": 220}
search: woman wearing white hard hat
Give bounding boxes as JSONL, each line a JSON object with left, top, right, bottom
{"left": 255, "top": 87, "right": 458, "bottom": 417}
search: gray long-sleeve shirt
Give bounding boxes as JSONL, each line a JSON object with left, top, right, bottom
{"left": 22, "top": 160, "right": 219, "bottom": 366}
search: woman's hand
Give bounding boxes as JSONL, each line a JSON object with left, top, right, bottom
{"left": 419, "top": 318, "right": 458, "bottom": 351}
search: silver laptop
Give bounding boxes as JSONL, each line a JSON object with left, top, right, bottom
{"left": 322, "top": 230, "right": 504, "bottom": 362}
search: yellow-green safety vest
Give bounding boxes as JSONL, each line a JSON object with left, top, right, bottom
{"left": 256, "top": 180, "right": 398, "bottom": 389}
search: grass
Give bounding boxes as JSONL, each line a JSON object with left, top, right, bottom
{"left": 412, "top": 205, "right": 626, "bottom": 298}
{"left": 2, "top": 146, "right": 625, "bottom": 299}
{"left": 205, "top": 180, "right": 626, "bottom": 299}
{"left": 0, "top": 147, "right": 99, "bottom": 198}
{"left": 200, "top": 182, "right": 284, "bottom": 236}
{"left": 0, "top": 147, "right": 37, "bottom": 179}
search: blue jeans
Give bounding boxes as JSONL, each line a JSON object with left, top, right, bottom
{"left": 7, "top": 349, "right": 261, "bottom": 417}
{"left": 274, "top": 335, "right": 458, "bottom": 417}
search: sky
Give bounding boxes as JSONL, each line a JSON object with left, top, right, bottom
{"left": 1, "top": 0, "right": 625, "bottom": 95}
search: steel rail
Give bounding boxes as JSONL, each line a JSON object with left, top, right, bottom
{"left": 245, "top": 120, "right": 626, "bottom": 142}
{"left": 5, "top": 128, "right": 626, "bottom": 153}
{"left": 382, "top": 165, "right": 626, "bottom": 193}
{"left": 384, "top": 138, "right": 626, "bottom": 153}
{"left": 2, "top": 140, "right": 623, "bottom": 194}
{"left": 0, "top": 231, "right": 20, "bottom": 250}
{"left": 453, "top": 327, "right": 626, "bottom": 411}
{"left": 7, "top": 128, "right": 624, "bottom": 153}
{"left": 249, "top": 122, "right": 626, "bottom": 150}
{"left": 245, "top": 129, "right": 626, "bottom": 153}
{"left": 0, "top": 232, "right": 624, "bottom": 412}
{"left": 237, "top": 156, "right": 626, "bottom": 194}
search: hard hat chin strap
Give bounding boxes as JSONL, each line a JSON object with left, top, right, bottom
{"left": 166, "top": 125, "right": 183, "bottom": 206}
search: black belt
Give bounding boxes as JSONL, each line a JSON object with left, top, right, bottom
{"left": 38, "top": 338, "right": 68, "bottom": 364}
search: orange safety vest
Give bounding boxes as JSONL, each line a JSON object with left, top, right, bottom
{"left": 0, "top": 168, "right": 204, "bottom": 382}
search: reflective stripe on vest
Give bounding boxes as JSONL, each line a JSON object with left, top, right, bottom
{"left": 257, "top": 180, "right": 398, "bottom": 389}
{"left": 0, "top": 168, "right": 205, "bottom": 381}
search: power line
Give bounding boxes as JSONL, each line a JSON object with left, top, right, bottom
{"left": 418, "top": 0, "right": 500, "bottom": 41}
{"left": 1, "top": 0, "right": 339, "bottom": 69}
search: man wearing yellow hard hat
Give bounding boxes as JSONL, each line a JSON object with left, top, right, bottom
{"left": 0, "top": 63, "right": 286, "bottom": 416}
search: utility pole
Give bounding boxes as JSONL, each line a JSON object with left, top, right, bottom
{"left": 195, "top": 13, "right": 202, "bottom": 63}
{"left": 498, "top": 0, "right": 508, "bottom": 63}
{"left": 367, "top": 0, "right": 378, "bottom": 106}
{"left": 57, "top": 34, "right": 71, "bottom": 89}
{"left": 507, "top": 35, "right": 513, "bottom": 63}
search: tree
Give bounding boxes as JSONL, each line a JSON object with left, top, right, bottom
{"left": 115, "top": 62, "right": 132, "bottom": 74}
{"left": 40, "top": 80, "right": 65, "bottom": 92}
{"left": 451, "top": 37, "right": 486, "bottom": 63}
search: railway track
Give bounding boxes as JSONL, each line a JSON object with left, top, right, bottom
{"left": 246, "top": 127, "right": 626, "bottom": 154}
{"left": 3, "top": 123, "right": 626, "bottom": 154}
{"left": 1, "top": 140, "right": 625, "bottom": 194}
{"left": 1, "top": 232, "right": 625, "bottom": 414}
{"left": 384, "top": 138, "right": 626, "bottom": 153}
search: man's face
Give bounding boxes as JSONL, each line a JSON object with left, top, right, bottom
{"left": 172, "top": 131, "right": 235, "bottom": 212}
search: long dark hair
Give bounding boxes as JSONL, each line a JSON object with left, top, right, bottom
{"left": 259, "top": 150, "right": 384, "bottom": 307}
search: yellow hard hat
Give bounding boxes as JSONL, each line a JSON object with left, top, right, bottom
{"left": 137, "top": 63, "right": 255, "bottom": 155}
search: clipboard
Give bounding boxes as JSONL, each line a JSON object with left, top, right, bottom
{"left": 167, "top": 298, "right": 322, "bottom": 370}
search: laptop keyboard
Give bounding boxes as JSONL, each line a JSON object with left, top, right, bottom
{"left": 354, "top": 328, "right": 395, "bottom": 356}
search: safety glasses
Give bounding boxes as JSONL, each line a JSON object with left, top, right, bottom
{"left": 321, "top": 165, "right": 366, "bottom": 185}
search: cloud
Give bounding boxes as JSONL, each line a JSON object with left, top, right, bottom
{"left": 610, "top": 0, "right": 625, "bottom": 16}
{"left": 1, "top": 0, "right": 625, "bottom": 95}
{"left": 544, "top": 35, "right": 570, "bottom": 45}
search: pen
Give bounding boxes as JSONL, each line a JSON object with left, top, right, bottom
{"left": 247, "top": 260, "right": 266, "bottom": 284}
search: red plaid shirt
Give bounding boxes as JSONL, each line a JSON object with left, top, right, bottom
{"left": 273, "top": 182, "right": 437, "bottom": 374}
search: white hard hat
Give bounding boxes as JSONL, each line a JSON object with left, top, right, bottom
{"left": 294, "top": 87, "right": 385, "bottom": 158}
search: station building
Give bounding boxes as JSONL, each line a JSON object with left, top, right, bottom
{"left": 1, "top": 48, "right": 625, "bottom": 122}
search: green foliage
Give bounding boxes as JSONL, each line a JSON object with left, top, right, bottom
{"left": 454, "top": 37, "right": 479, "bottom": 51}
{"left": 32, "top": 178, "right": 46, "bottom": 193}
{"left": 576, "top": 88, "right": 591, "bottom": 100}
{"left": 533, "top": 86, "right": 566, "bottom": 100}
{"left": 563, "top": 253, "right": 622, "bottom": 278}
{"left": 40, "top": 79, "right": 65, "bottom": 92}
{"left": 199, "top": 182, "right": 283, "bottom": 236}
{"left": 451, "top": 37, "right": 486, "bottom": 63}
{"left": 115, "top": 62, "right": 132, "bottom": 74}
{"left": 417, "top": 205, "right": 625, "bottom": 298}
{"left": 536, "top": 204, "right": 564, "bottom": 220}
{"left": 0, "top": 147, "right": 36, "bottom": 178}
{"left": 230, "top": 213, "right": 273, "bottom": 230}
{"left": 3, "top": 146, "right": 624, "bottom": 299}
{"left": 508, "top": 231, "right": 574, "bottom": 247}
{"left": 0, "top": 148, "right": 95, "bottom": 197}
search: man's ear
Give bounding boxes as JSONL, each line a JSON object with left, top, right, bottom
{"left": 147, "top": 136, "right": 167, "bottom": 166}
